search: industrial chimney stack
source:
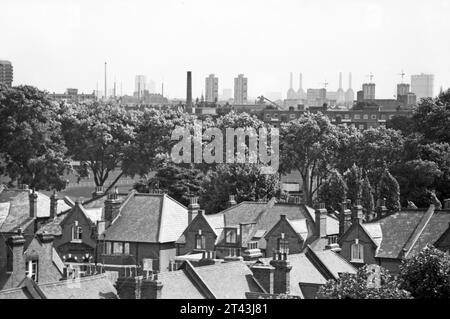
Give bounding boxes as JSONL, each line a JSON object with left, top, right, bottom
{"left": 186, "top": 71, "right": 192, "bottom": 108}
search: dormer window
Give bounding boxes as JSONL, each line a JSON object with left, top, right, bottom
{"left": 277, "top": 233, "right": 289, "bottom": 253}
{"left": 71, "top": 221, "right": 82, "bottom": 241}
{"left": 328, "top": 235, "right": 338, "bottom": 245}
{"left": 195, "top": 229, "right": 205, "bottom": 250}
{"left": 225, "top": 229, "right": 237, "bottom": 244}
{"left": 351, "top": 238, "right": 364, "bottom": 263}
{"left": 25, "top": 260, "right": 39, "bottom": 282}
{"left": 248, "top": 241, "right": 258, "bottom": 250}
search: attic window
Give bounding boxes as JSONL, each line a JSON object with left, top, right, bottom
{"left": 71, "top": 223, "right": 83, "bottom": 241}
{"left": 195, "top": 233, "right": 206, "bottom": 250}
{"left": 277, "top": 233, "right": 289, "bottom": 253}
{"left": 225, "top": 229, "right": 237, "bottom": 244}
{"left": 351, "top": 240, "right": 364, "bottom": 263}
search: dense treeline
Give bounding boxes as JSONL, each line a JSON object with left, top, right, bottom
{"left": 1, "top": 84, "right": 450, "bottom": 213}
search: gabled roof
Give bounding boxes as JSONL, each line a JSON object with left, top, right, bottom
{"left": 0, "top": 274, "right": 118, "bottom": 299}
{"left": 157, "top": 268, "right": 207, "bottom": 299}
{"left": 0, "top": 189, "right": 72, "bottom": 233}
{"left": 259, "top": 249, "right": 356, "bottom": 297}
{"left": 194, "top": 261, "right": 265, "bottom": 299}
{"left": 102, "top": 193, "right": 188, "bottom": 243}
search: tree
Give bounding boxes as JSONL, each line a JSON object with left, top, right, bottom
{"left": 0, "top": 85, "right": 70, "bottom": 190}
{"left": 135, "top": 162, "right": 205, "bottom": 207}
{"left": 399, "top": 245, "right": 450, "bottom": 298}
{"left": 61, "top": 102, "right": 136, "bottom": 188}
{"left": 318, "top": 169, "right": 347, "bottom": 211}
{"left": 280, "top": 112, "right": 341, "bottom": 205}
{"left": 361, "top": 175, "right": 375, "bottom": 218}
{"left": 344, "top": 164, "right": 362, "bottom": 205}
{"left": 200, "top": 163, "right": 280, "bottom": 214}
{"left": 317, "top": 265, "right": 411, "bottom": 299}
{"left": 378, "top": 169, "right": 401, "bottom": 212}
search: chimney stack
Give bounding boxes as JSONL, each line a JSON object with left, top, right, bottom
{"left": 186, "top": 71, "right": 192, "bottom": 108}
{"left": 92, "top": 186, "right": 105, "bottom": 198}
{"left": 50, "top": 190, "right": 58, "bottom": 219}
{"left": 8, "top": 229, "right": 26, "bottom": 287}
{"left": 227, "top": 195, "right": 237, "bottom": 208}
{"left": 340, "top": 199, "right": 352, "bottom": 236}
{"left": 29, "top": 189, "right": 38, "bottom": 218}
{"left": 104, "top": 187, "right": 121, "bottom": 226}
{"left": 188, "top": 196, "right": 200, "bottom": 224}
{"left": 269, "top": 249, "right": 292, "bottom": 294}
{"left": 250, "top": 264, "right": 275, "bottom": 294}
{"left": 315, "top": 203, "right": 328, "bottom": 238}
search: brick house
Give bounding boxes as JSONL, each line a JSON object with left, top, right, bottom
{"left": 338, "top": 200, "right": 450, "bottom": 274}
{"left": 176, "top": 196, "right": 339, "bottom": 260}
{"left": 0, "top": 230, "right": 65, "bottom": 290}
{"left": 99, "top": 190, "right": 188, "bottom": 273}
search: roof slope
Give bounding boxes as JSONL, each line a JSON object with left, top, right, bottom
{"left": 157, "top": 270, "right": 206, "bottom": 299}
{"left": 103, "top": 193, "right": 187, "bottom": 243}
{"left": 194, "top": 261, "right": 264, "bottom": 299}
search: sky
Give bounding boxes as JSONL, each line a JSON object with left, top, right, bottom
{"left": 1, "top": 0, "right": 450, "bottom": 100}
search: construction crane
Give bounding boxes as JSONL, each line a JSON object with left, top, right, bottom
{"left": 366, "top": 72, "right": 374, "bottom": 83}
{"left": 398, "top": 69, "right": 406, "bottom": 83}
{"left": 257, "top": 95, "right": 282, "bottom": 109}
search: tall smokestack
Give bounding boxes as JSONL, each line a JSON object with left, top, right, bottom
{"left": 299, "top": 73, "right": 303, "bottom": 90}
{"left": 348, "top": 72, "right": 352, "bottom": 89}
{"left": 289, "top": 72, "right": 293, "bottom": 89}
{"left": 186, "top": 71, "right": 192, "bottom": 107}
{"left": 104, "top": 62, "right": 107, "bottom": 99}
{"left": 339, "top": 72, "right": 343, "bottom": 89}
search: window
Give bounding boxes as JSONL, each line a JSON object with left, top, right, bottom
{"left": 225, "top": 229, "right": 237, "bottom": 244}
{"left": 354, "top": 114, "right": 361, "bottom": 120}
{"left": 289, "top": 114, "right": 296, "bottom": 119}
{"left": 363, "top": 114, "right": 369, "bottom": 120}
{"left": 113, "top": 242, "right": 124, "bottom": 254}
{"left": 344, "top": 114, "right": 350, "bottom": 119}
{"left": 25, "top": 260, "right": 39, "bottom": 282}
{"left": 277, "top": 233, "right": 289, "bottom": 253}
{"left": 105, "top": 242, "right": 112, "bottom": 254}
{"left": 71, "top": 221, "right": 82, "bottom": 241}
{"left": 195, "top": 234, "right": 206, "bottom": 250}
{"left": 351, "top": 239, "right": 364, "bottom": 262}
{"left": 273, "top": 113, "right": 278, "bottom": 118}
{"left": 266, "top": 114, "right": 270, "bottom": 118}
{"left": 124, "top": 243, "right": 130, "bottom": 255}
{"left": 371, "top": 114, "right": 377, "bottom": 120}
{"left": 358, "top": 124, "right": 365, "bottom": 130}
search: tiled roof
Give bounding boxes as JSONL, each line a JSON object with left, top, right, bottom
{"left": 0, "top": 189, "right": 72, "bottom": 233}
{"left": 157, "top": 270, "right": 206, "bottom": 299}
{"left": 103, "top": 193, "right": 187, "bottom": 243}
{"left": 313, "top": 250, "right": 357, "bottom": 279}
{"left": 194, "top": 261, "right": 265, "bottom": 299}
{"left": 358, "top": 206, "right": 450, "bottom": 259}
{"left": 38, "top": 274, "right": 117, "bottom": 299}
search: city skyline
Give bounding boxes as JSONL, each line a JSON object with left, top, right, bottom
{"left": 1, "top": 0, "right": 449, "bottom": 99}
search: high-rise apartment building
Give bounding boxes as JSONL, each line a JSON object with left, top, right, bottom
{"left": 234, "top": 74, "right": 248, "bottom": 104}
{"left": 135, "top": 75, "right": 147, "bottom": 100}
{"left": 205, "top": 74, "right": 219, "bottom": 102}
{"left": 411, "top": 73, "right": 434, "bottom": 99}
{"left": 0, "top": 60, "right": 13, "bottom": 87}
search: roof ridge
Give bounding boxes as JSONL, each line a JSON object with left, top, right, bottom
{"left": 402, "top": 205, "right": 436, "bottom": 258}
{"left": 182, "top": 261, "right": 217, "bottom": 298}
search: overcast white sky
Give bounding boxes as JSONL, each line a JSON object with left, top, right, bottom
{"left": 1, "top": 0, "right": 449, "bottom": 99}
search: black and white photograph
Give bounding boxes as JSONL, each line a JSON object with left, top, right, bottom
{"left": 1, "top": 0, "right": 450, "bottom": 308}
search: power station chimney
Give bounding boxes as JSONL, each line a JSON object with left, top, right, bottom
{"left": 339, "top": 72, "right": 343, "bottom": 89}
{"left": 289, "top": 72, "right": 293, "bottom": 89}
{"left": 348, "top": 72, "right": 352, "bottom": 89}
{"left": 299, "top": 73, "right": 303, "bottom": 90}
{"left": 186, "top": 71, "right": 192, "bottom": 108}
{"left": 104, "top": 62, "right": 107, "bottom": 99}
